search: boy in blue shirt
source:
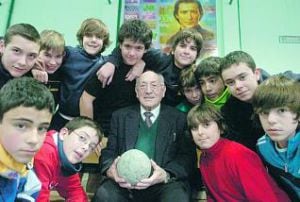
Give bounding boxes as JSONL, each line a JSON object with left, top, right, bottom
{"left": 33, "top": 29, "right": 66, "bottom": 107}
{"left": 253, "top": 75, "right": 300, "bottom": 200}
{"left": 33, "top": 18, "right": 110, "bottom": 131}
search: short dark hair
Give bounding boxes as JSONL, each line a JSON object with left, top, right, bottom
{"left": 253, "top": 75, "right": 300, "bottom": 120}
{"left": 0, "top": 77, "right": 55, "bottom": 121}
{"left": 179, "top": 65, "right": 198, "bottom": 90}
{"left": 64, "top": 116, "right": 103, "bottom": 142}
{"left": 220, "top": 50, "right": 256, "bottom": 73}
{"left": 172, "top": 28, "right": 203, "bottom": 58}
{"left": 187, "top": 103, "right": 227, "bottom": 133}
{"left": 76, "top": 18, "right": 110, "bottom": 53}
{"left": 173, "top": 0, "right": 203, "bottom": 22}
{"left": 118, "top": 19, "right": 153, "bottom": 50}
{"left": 195, "top": 56, "right": 222, "bottom": 80}
{"left": 4, "top": 23, "right": 40, "bottom": 46}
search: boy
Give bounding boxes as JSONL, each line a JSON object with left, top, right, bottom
{"left": 34, "top": 116, "right": 103, "bottom": 201}
{"left": 176, "top": 65, "right": 203, "bottom": 199}
{"left": 176, "top": 65, "right": 202, "bottom": 113}
{"left": 34, "top": 18, "right": 110, "bottom": 131}
{"left": 253, "top": 75, "right": 300, "bottom": 200}
{"left": 34, "top": 29, "right": 65, "bottom": 106}
{"left": 194, "top": 56, "right": 230, "bottom": 109}
{"left": 220, "top": 50, "right": 270, "bottom": 151}
{"left": 99, "top": 28, "right": 203, "bottom": 106}
{"left": 0, "top": 77, "right": 55, "bottom": 201}
{"left": 187, "top": 104, "right": 290, "bottom": 201}
{"left": 0, "top": 23, "right": 40, "bottom": 88}
{"left": 38, "top": 30, "right": 65, "bottom": 75}
{"left": 80, "top": 19, "right": 151, "bottom": 136}
{"left": 220, "top": 50, "right": 299, "bottom": 151}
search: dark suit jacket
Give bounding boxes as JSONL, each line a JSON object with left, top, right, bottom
{"left": 100, "top": 104, "right": 195, "bottom": 181}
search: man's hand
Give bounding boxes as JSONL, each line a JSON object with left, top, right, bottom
{"left": 125, "top": 59, "right": 145, "bottom": 81}
{"left": 96, "top": 62, "right": 115, "bottom": 88}
{"left": 133, "top": 160, "right": 168, "bottom": 190}
{"left": 106, "top": 157, "right": 133, "bottom": 189}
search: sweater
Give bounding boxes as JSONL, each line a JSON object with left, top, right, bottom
{"left": 200, "top": 138, "right": 290, "bottom": 201}
{"left": 58, "top": 46, "right": 106, "bottom": 117}
{"left": 34, "top": 131, "right": 87, "bottom": 201}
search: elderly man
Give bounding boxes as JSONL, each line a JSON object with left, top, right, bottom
{"left": 93, "top": 70, "right": 195, "bottom": 202}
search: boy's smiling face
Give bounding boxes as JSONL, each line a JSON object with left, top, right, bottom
{"left": 222, "top": 63, "right": 260, "bottom": 103}
{"left": 39, "top": 49, "right": 64, "bottom": 74}
{"left": 59, "top": 126, "right": 99, "bottom": 164}
{"left": 82, "top": 34, "right": 103, "bottom": 56}
{"left": 0, "top": 106, "right": 52, "bottom": 163}
{"left": 1, "top": 35, "right": 40, "bottom": 77}
{"left": 258, "top": 107, "right": 299, "bottom": 148}
{"left": 173, "top": 38, "right": 198, "bottom": 69}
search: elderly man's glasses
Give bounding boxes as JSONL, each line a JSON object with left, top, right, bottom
{"left": 138, "top": 83, "right": 164, "bottom": 91}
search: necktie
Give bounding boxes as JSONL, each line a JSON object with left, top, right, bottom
{"left": 144, "top": 112, "right": 153, "bottom": 127}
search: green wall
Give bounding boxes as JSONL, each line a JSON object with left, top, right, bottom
{"left": 218, "top": 0, "right": 300, "bottom": 73}
{"left": 0, "top": 0, "right": 120, "bottom": 55}
{"left": 1, "top": 0, "right": 299, "bottom": 73}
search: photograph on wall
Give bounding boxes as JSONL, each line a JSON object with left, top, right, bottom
{"left": 124, "top": 0, "right": 217, "bottom": 58}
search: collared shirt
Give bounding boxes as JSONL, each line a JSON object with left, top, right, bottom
{"left": 140, "top": 104, "right": 160, "bottom": 123}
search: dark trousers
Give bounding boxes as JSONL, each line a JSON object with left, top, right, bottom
{"left": 92, "top": 178, "right": 191, "bottom": 202}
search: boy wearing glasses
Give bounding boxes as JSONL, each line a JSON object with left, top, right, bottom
{"left": 34, "top": 117, "right": 103, "bottom": 201}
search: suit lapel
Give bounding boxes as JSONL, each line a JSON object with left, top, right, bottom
{"left": 155, "top": 106, "right": 171, "bottom": 164}
{"left": 125, "top": 107, "right": 140, "bottom": 150}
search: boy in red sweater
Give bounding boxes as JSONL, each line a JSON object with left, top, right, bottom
{"left": 34, "top": 116, "right": 103, "bottom": 201}
{"left": 187, "top": 104, "right": 289, "bottom": 201}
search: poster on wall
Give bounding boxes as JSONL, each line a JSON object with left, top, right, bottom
{"left": 124, "top": 0, "right": 217, "bottom": 58}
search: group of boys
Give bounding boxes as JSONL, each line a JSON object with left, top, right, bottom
{"left": 0, "top": 22, "right": 106, "bottom": 201}
{"left": 179, "top": 50, "right": 299, "bottom": 201}
{"left": 0, "top": 16, "right": 299, "bottom": 202}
